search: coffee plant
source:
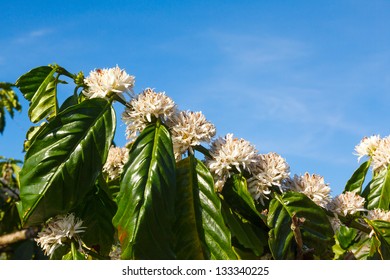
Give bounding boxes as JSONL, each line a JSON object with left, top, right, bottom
{"left": 0, "top": 64, "right": 389, "bottom": 260}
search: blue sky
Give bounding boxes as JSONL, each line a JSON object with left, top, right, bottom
{"left": 1, "top": 0, "right": 390, "bottom": 195}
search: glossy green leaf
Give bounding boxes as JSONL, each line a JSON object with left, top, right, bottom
{"left": 365, "top": 219, "right": 390, "bottom": 259}
{"left": 336, "top": 226, "right": 359, "bottom": 250}
{"left": 59, "top": 94, "right": 79, "bottom": 112}
{"left": 362, "top": 166, "right": 390, "bottom": 210}
{"left": 75, "top": 185, "right": 117, "bottom": 256}
{"left": 268, "top": 192, "right": 334, "bottom": 259}
{"left": 344, "top": 160, "right": 371, "bottom": 194}
{"left": 175, "top": 156, "right": 236, "bottom": 260}
{"left": 17, "top": 98, "right": 115, "bottom": 226}
{"left": 15, "top": 66, "right": 58, "bottom": 123}
{"left": 112, "top": 121, "right": 177, "bottom": 259}
{"left": 221, "top": 200, "right": 267, "bottom": 257}
{"left": 222, "top": 174, "right": 264, "bottom": 225}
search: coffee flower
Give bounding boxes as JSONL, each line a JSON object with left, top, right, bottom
{"left": 83, "top": 66, "right": 135, "bottom": 100}
{"left": 365, "top": 208, "right": 390, "bottom": 222}
{"left": 371, "top": 136, "right": 390, "bottom": 173}
{"left": 205, "top": 133, "right": 258, "bottom": 191}
{"left": 284, "top": 173, "right": 331, "bottom": 208}
{"left": 168, "top": 110, "right": 216, "bottom": 160}
{"left": 103, "top": 146, "right": 129, "bottom": 180}
{"left": 354, "top": 135, "right": 381, "bottom": 162}
{"left": 327, "top": 191, "right": 366, "bottom": 216}
{"left": 247, "top": 152, "right": 290, "bottom": 204}
{"left": 35, "top": 213, "right": 86, "bottom": 257}
{"left": 122, "top": 88, "right": 177, "bottom": 142}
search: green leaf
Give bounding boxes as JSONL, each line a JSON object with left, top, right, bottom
{"left": 365, "top": 219, "right": 390, "bottom": 259}
{"left": 362, "top": 165, "right": 390, "bottom": 210}
{"left": 222, "top": 174, "right": 264, "bottom": 225}
{"left": 15, "top": 66, "right": 59, "bottom": 123}
{"left": 62, "top": 242, "right": 86, "bottom": 260}
{"left": 336, "top": 226, "right": 359, "bottom": 250}
{"left": 23, "top": 123, "right": 47, "bottom": 152}
{"left": 17, "top": 98, "right": 115, "bottom": 226}
{"left": 267, "top": 192, "right": 334, "bottom": 259}
{"left": 221, "top": 200, "right": 267, "bottom": 257}
{"left": 59, "top": 94, "right": 79, "bottom": 112}
{"left": 75, "top": 185, "right": 117, "bottom": 256}
{"left": 344, "top": 160, "right": 371, "bottom": 194}
{"left": 0, "top": 82, "right": 22, "bottom": 134}
{"left": 175, "top": 156, "right": 236, "bottom": 260}
{"left": 112, "top": 120, "right": 177, "bottom": 259}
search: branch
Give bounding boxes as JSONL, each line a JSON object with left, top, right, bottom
{"left": 0, "top": 227, "right": 39, "bottom": 247}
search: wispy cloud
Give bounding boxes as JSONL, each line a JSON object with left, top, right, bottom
{"left": 205, "top": 31, "right": 310, "bottom": 70}
{"left": 14, "top": 28, "right": 54, "bottom": 43}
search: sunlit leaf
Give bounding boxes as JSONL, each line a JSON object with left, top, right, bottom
{"left": 112, "top": 120, "right": 176, "bottom": 259}
{"left": 175, "top": 156, "right": 236, "bottom": 259}
{"left": 362, "top": 166, "right": 390, "bottom": 210}
{"left": 344, "top": 160, "right": 371, "bottom": 194}
{"left": 17, "top": 98, "right": 115, "bottom": 226}
{"left": 268, "top": 192, "right": 334, "bottom": 259}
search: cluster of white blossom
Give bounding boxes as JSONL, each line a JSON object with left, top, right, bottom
{"left": 284, "top": 173, "right": 331, "bottom": 208}
{"left": 168, "top": 110, "right": 216, "bottom": 160}
{"left": 35, "top": 213, "right": 85, "bottom": 257}
{"left": 354, "top": 135, "right": 390, "bottom": 172}
{"left": 247, "top": 153, "right": 290, "bottom": 204}
{"left": 83, "top": 65, "right": 135, "bottom": 101}
{"left": 204, "top": 134, "right": 290, "bottom": 203}
{"left": 103, "top": 146, "right": 129, "bottom": 180}
{"left": 122, "top": 88, "right": 177, "bottom": 142}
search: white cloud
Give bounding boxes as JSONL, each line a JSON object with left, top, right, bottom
{"left": 206, "top": 31, "right": 310, "bottom": 70}
{"left": 14, "top": 28, "right": 54, "bottom": 43}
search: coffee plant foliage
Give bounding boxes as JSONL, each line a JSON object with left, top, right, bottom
{"left": 0, "top": 64, "right": 389, "bottom": 260}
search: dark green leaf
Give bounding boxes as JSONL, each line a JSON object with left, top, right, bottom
{"left": 75, "top": 185, "right": 117, "bottom": 256}
{"left": 112, "top": 121, "right": 176, "bottom": 259}
{"left": 175, "top": 156, "right": 236, "bottom": 260}
{"left": 365, "top": 219, "right": 390, "bottom": 259}
{"left": 344, "top": 160, "right": 371, "bottom": 194}
{"left": 221, "top": 200, "right": 267, "bottom": 257}
{"left": 362, "top": 166, "right": 390, "bottom": 210}
{"left": 267, "top": 192, "right": 334, "bottom": 259}
{"left": 59, "top": 94, "right": 79, "bottom": 112}
{"left": 17, "top": 98, "right": 115, "bottom": 226}
{"left": 222, "top": 174, "right": 265, "bottom": 225}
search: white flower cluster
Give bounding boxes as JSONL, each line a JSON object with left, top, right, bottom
{"left": 35, "top": 213, "right": 86, "bottom": 257}
{"left": 83, "top": 66, "right": 135, "bottom": 100}
{"left": 284, "top": 173, "right": 331, "bottom": 208}
{"left": 205, "top": 133, "right": 259, "bottom": 191}
{"left": 365, "top": 208, "right": 390, "bottom": 222}
{"left": 205, "top": 134, "right": 289, "bottom": 203}
{"left": 122, "top": 88, "right": 177, "bottom": 142}
{"left": 354, "top": 135, "right": 390, "bottom": 172}
{"left": 247, "top": 153, "right": 290, "bottom": 204}
{"left": 327, "top": 191, "right": 366, "bottom": 216}
{"left": 103, "top": 146, "right": 129, "bottom": 180}
{"left": 122, "top": 88, "right": 216, "bottom": 159}
{"left": 169, "top": 110, "right": 216, "bottom": 160}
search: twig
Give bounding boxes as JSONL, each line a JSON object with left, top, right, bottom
{"left": 291, "top": 213, "right": 305, "bottom": 260}
{"left": 0, "top": 227, "right": 39, "bottom": 246}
